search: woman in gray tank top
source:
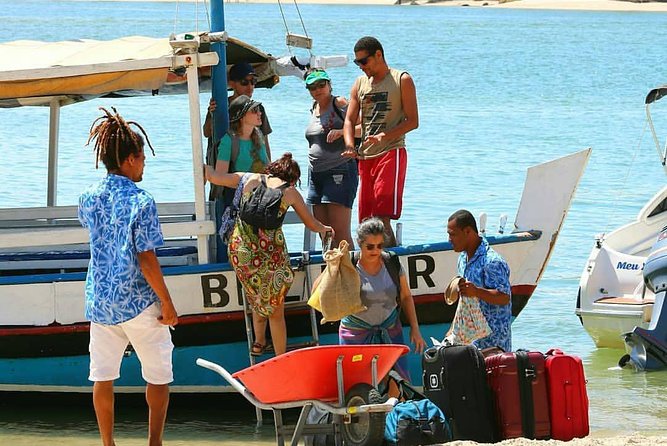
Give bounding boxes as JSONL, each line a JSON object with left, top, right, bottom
{"left": 338, "top": 218, "right": 426, "bottom": 380}
{"left": 304, "top": 69, "right": 359, "bottom": 249}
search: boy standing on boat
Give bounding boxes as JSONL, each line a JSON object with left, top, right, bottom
{"left": 343, "top": 36, "right": 419, "bottom": 247}
{"left": 446, "top": 209, "right": 512, "bottom": 352}
{"left": 78, "top": 108, "right": 178, "bottom": 446}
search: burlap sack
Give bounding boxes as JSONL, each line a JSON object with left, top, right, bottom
{"left": 308, "top": 240, "right": 365, "bottom": 324}
{"left": 444, "top": 276, "right": 491, "bottom": 345}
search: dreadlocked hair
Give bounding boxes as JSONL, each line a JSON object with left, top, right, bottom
{"left": 86, "top": 107, "right": 155, "bottom": 170}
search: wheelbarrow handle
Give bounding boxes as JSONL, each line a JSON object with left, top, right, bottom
{"left": 196, "top": 358, "right": 248, "bottom": 395}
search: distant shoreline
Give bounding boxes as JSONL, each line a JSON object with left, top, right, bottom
{"left": 101, "top": 0, "right": 667, "bottom": 13}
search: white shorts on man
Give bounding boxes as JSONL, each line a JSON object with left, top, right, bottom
{"left": 89, "top": 303, "right": 174, "bottom": 384}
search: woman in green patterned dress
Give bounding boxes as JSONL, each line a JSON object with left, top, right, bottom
{"left": 206, "top": 153, "right": 333, "bottom": 356}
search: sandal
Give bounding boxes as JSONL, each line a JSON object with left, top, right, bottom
{"left": 251, "top": 342, "right": 268, "bottom": 356}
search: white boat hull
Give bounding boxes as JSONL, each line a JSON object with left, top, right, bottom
{"left": 577, "top": 186, "right": 667, "bottom": 349}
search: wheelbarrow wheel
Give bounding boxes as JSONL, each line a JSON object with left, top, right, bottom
{"left": 341, "top": 383, "right": 385, "bottom": 446}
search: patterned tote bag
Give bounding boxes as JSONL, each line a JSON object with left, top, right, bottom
{"left": 444, "top": 276, "right": 491, "bottom": 345}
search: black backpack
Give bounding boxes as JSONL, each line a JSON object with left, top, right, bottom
{"left": 239, "top": 175, "right": 289, "bottom": 230}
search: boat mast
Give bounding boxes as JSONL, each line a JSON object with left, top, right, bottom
{"left": 211, "top": 0, "right": 229, "bottom": 139}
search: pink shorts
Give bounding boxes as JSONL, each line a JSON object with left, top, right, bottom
{"left": 358, "top": 148, "right": 407, "bottom": 222}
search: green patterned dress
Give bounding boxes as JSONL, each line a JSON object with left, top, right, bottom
{"left": 227, "top": 195, "right": 293, "bottom": 318}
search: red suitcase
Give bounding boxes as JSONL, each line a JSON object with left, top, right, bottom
{"left": 485, "top": 350, "right": 551, "bottom": 440}
{"left": 544, "top": 349, "right": 589, "bottom": 440}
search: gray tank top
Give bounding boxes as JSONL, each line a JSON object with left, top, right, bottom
{"left": 305, "top": 97, "right": 348, "bottom": 172}
{"left": 356, "top": 67, "right": 406, "bottom": 159}
{"left": 354, "top": 262, "right": 402, "bottom": 326}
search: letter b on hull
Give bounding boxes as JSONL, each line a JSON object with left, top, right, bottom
{"left": 201, "top": 274, "right": 230, "bottom": 307}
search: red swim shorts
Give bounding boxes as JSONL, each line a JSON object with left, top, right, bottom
{"left": 358, "top": 147, "right": 407, "bottom": 222}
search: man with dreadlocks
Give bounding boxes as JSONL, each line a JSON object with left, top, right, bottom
{"left": 78, "top": 107, "right": 178, "bottom": 446}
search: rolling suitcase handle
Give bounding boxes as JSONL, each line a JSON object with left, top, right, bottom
{"left": 423, "top": 346, "right": 441, "bottom": 363}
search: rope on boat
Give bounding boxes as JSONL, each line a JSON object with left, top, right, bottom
{"left": 277, "top": 0, "right": 312, "bottom": 56}
{"left": 172, "top": 0, "right": 212, "bottom": 39}
{"left": 292, "top": 0, "right": 311, "bottom": 42}
{"left": 173, "top": 0, "right": 180, "bottom": 38}
{"left": 603, "top": 119, "right": 648, "bottom": 236}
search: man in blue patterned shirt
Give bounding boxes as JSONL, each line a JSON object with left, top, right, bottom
{"left": 79, "top": 108, "right": 178, "bottom": 446}
{"left": 447, "top": 209, "right": 512, "bottom": 352}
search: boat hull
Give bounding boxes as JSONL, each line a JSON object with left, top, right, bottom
{"left": 0, "top": 328, "right": 440, "bottom": 393}
{"left": 0, "top": 239, "right": 537, "bottom": 393}
{"left": 577, "top": 306, "right": 651, "bottom": 349}
{"left": 577, "top": 186, "right": 667, "bottom": 349}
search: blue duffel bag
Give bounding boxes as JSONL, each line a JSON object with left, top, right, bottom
{"left": 384, "top": 399, "right": 452, "bottom": 446}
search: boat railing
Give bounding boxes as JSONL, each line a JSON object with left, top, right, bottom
{"left": 0, "top": 202, "right": 315, "bottom": 268}
{"left": 0, "top": 201, "right": 216, "bottom": 250}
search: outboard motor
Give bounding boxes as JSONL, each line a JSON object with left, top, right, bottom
{"left": 621, "top": 226, "right": 667, "bottom": 371}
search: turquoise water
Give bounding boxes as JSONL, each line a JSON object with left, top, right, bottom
{"left": 1, "top": 1, "right": 667, "bottom": 443}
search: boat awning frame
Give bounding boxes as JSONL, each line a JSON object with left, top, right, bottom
{"left": 0, "top": 33, "right": 279, "bottom": 108}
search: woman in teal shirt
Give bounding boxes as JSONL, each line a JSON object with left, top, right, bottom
{"left": 215, "top": 95, "right": 269, "bottom": 175}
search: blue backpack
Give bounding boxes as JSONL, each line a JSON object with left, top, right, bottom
{"left": 384, "top": 399, "right": 452, "bottom": 446}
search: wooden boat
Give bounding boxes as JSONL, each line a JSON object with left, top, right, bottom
{"left": 0, "top": 3, "right": 590, "bottom": 393}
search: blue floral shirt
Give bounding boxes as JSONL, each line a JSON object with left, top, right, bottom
{"left": 457, "top": 237, "right": 512, "bottom": 351}
{"left": 78, "top": 174, "right": 164, "bottom": 325}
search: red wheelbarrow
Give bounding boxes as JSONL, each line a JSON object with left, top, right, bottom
{"left": 196, "top": 344, "right": 408, "bottom": 446}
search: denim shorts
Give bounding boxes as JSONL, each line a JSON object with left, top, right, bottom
{"left": 307, "top": 159, "right": 359, "bottom": 209}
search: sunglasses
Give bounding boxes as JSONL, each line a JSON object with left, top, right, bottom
{"left": 247, "top": 107, "right": 261, "bottom": 115}
{"left": 306, "top": 81, "right": 328, "bottom": 91}
{"left": 238, "top": 77, "right": 258, "bottom": 86}
{"left": 363, "top": 242, "right": 384, "bottom": 251}
{"left": 353, "top": 54, "right": 373, "bottom": 67}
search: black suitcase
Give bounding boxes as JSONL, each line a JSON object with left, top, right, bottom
{"left": 422, "top": 344, "right": 496, "bottom": 443}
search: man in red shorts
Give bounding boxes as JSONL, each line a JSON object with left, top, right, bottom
{"left": 343, "top": 36, "right": 419, "bottom": 246}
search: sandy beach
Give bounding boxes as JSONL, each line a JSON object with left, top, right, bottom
{"left": 188, "top": 0, "right": 667, "bottom": 12}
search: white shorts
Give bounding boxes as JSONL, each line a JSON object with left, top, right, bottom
{"left": 89, "top": 302, "right": 174, "bottom": 385}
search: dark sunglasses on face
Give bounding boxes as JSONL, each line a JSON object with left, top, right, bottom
{"left": 238, "top": 77, "right": 257, "bottom": 86}
{"left": 363, "top": 242, "right": 383, "bottom": 251}
{"left": 306, "top": 81, "right": 328, "bottom": 91}
{"left": 353, "top": 54, "right": 372, "bottom": 67}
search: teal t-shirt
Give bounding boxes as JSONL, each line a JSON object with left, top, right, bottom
{"left": 216, "top": 133, "right": 269, "bottom": 173}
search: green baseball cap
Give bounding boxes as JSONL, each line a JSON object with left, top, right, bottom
{"left": 304, "top": 70, "right": 331, "bottom": 85}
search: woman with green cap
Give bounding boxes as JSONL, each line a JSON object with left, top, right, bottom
{"left": 304, "top": 69, "right": 359, "bottom": 249}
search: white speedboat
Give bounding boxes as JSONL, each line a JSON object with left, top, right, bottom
{"left": 577, "top": 87, "right": 667, "bottom": 349}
